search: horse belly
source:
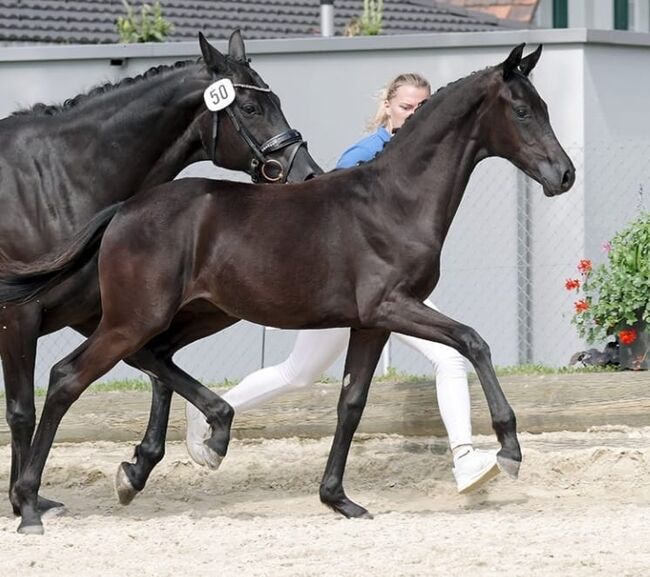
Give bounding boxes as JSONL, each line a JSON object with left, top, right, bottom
{"left": 204, "top": 254, "right": 357, "bottom": 329}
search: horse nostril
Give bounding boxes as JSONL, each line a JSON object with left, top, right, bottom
{"left": 561, "top": 168, "right": 575, "bottom": 191}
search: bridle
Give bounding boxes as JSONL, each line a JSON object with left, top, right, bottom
{"left": 209, "top": 73, "right": 307, "bottom": 183}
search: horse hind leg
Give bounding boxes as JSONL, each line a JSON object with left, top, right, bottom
{"left": 0, "top": 304, "right": 64, "bottom": 516}
{"left": 319, "top": 328, "right": 389, "bottom": 519}
{"left": 13, "top": 320, "right": 170, "bottom": 534}
{"left": 69, "top": 316, "right": 169, "bottom": 507}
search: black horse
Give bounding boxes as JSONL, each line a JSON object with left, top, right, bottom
{"left": 0, "top": 44, "right": 574, "bottom": 534}
{"left": 0, "top": 30, "right": 321, "bottom": 517}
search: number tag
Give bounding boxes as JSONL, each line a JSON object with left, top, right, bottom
{"left": 203, "top": 78, "right": 236, "bottom": 111}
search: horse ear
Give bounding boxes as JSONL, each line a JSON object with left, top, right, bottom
{"left": 502, "top": 43, "right": 525, "bottom": 80}
{"left": 198, "top": 32, "right": 228, "bottom": 73}
{"left": 228, "top": 29, "right": 247, "bottom": 63}
{"left": 519, "top": 44, "right": 543, "bottom": 77}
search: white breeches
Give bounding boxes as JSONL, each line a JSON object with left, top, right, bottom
{"left": 223, "top": 299, "right": 473, "bottom": 448}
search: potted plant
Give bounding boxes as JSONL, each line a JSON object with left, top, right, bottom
{"left": 566, "top": 211, "right": 649, "bottom": 370}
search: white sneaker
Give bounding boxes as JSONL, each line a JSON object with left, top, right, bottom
{"left": 452, "top": 448, "right": 500, "bottom": 494}
{"left": 185, "top": 402, "right": 224, "bottom": 470}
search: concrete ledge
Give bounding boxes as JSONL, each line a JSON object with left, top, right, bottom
{"left": 3, "top": 29, "right": 650, "bottom": 63}
{"left": 0, "top": 372, "right": 647, "bottom": 445}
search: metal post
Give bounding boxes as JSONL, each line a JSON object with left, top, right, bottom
{"left": 320, "top": 1, "right": 334, "bottom": 37}
{"left": 516, "top": 170, "right": 534, "bottom": 365}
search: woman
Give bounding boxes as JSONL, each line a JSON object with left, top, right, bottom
{"left": 186, "top": 73, "right": 500, "bottom": 494}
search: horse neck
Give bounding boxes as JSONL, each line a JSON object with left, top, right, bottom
{"left": 60, "top": 63, "right": 209, "bottom": 191}
{"left": 374, "top": 72, "right": 489, "bottom": 246}
{"left": 89, "top": 62, "right": 209, "bottom": 189}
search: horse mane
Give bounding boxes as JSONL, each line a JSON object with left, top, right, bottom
{"left": 371, "top": 66, "right": 493, "bottom": 159}
{"left": 11, "top": 58, "right": 201, "bottom": 118}
{"left": 401, "top": 67, "right": 491, "bottom": 132}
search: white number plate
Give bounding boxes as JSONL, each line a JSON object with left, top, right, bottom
{"left": 203, "top": 78, "right": 236, "bottom": 111}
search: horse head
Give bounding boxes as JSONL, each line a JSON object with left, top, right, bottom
{"left": 197, "top": 31, "right": 322, "bottom": 183}
{"left": 478, "top": 44, "right": 575, "bottom": 197}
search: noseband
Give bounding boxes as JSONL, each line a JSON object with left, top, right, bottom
{"left": 209, "top": 77, "right": 306, "bottom": 183}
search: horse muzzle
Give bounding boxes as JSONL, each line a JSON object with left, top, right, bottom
{"left": 539, "top": 158, "right": 576, "bottom": 197}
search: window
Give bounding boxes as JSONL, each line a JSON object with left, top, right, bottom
{"left": 553, "top": 0, "right": 568, "bottom": 28}
{"left": 613, "top": 0, "right": 629, "bottom": 30}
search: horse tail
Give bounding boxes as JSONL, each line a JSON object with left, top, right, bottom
{"left": 0, "top": 202, "right": 123, "bottom": 305}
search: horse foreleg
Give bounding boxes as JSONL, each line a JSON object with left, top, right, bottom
{"left": 126, "top": 349, "right": 233, "bottom": 461}
{"left": 319, "top": 328, "right": 389, "bottom": 519}
{"left": 0, "top": 304, "right": 64, "bottom": 516}
{"left": 378, "top": 298, "right": 521, "bottom": 478}
{"left": 115, "top": 376, "right": 172, "bottom": 505}
{"left": 115, "top": 311, "right": 238, "bottom": 504}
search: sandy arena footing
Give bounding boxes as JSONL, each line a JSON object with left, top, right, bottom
{"left": 2, "top": 425, "right": 649, "bottom": 576}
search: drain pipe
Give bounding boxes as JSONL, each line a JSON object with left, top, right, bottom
{"left": 320, "top": 0, "right": 334, "bottom": 37}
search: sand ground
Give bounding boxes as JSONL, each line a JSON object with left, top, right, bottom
{"left": 1, "top": 425, "right": 649, "bottom": 577}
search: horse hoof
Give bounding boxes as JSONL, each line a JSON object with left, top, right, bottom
{"left": 323, "top": 498, "right": 373, "bottom": 519}
{"left": 202, "top": 447, "right": 224, "bottom": 471}
{"left": 497, "top": 454, "right": 521, "bottom": 479}
{"left": 12, "top": 496, "right": 65, "bottom": 518}
{"left": 38, "top": 496, "right": 66, "bottom": 515}
{"left": 115, "top": 463, "right": 139, "bottom": 506}
{"left": 18, "top": 520, "right": 44, "bottom": 535}
{"left": 203, "top": 437, "right": 228, "bottom": 468}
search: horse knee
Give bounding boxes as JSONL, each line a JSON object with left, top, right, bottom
{"left": 46, "top": 362, "right": 82, "bottom": 407}
{"left": 5, "top": 401, "right": 35, "bottom": 432}
{"left": 460, "top": 329, "right": 491, "bottom": 363}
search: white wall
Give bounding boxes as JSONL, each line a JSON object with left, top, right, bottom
{"left": 0, "top": 29, "right": 648, "bottom": 388}
{"left": 535, "top": 1, "right": 650, "bottom": 32}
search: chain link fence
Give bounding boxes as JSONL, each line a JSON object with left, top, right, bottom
{"left": 5, "top": 140, "right": 650, "bottom": 389}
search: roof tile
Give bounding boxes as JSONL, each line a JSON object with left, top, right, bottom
{"left": 0, "top": 0, "right": 526, "bottom": 45}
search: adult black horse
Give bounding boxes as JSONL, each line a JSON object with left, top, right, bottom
{"left": 0, "top": 31, "right": 321, "bottom": 517}
{"left": 0, "top": 44, "right": 575, "bottom": 534}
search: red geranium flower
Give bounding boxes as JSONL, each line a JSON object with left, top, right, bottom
{"left": 619, "top": 329, "right": 638, "bottom": 345}
{"left": 565, "top": 278, "right": 581, "bottom": 291}
{"left": 577, "top": 259, "right": 592, "bottom": 275}
{"left": 574, "top": 299, "right": 589, "bottom": 313}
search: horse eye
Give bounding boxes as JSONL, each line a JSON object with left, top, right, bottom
{"left": 515, "top": 107, "right": 529, "bottom": 119}
{"left": 242, "top": 103, "right": 258, "bottom": 115}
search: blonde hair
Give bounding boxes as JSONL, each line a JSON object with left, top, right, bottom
{"left": 367, "top": 73, "right": 431, "bottom": 132}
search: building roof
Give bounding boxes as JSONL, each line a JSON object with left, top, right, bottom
{"left": 0, "top": 0, "right": 526, "bottom": 46}
{"left": 443, "top": 0, "right": 539, "bottom": 23}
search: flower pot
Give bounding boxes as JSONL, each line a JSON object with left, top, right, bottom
{"left": 618, "top": 320, "right": 649, "bottom": 371}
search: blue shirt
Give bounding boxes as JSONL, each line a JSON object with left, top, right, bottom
{"left": 335, "top": 126, "right": 391, "bottom": 169}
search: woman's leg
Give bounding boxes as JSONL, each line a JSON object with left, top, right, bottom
{"left": 392, "top": 299, "right": 500, "bottom": 493}
{"left": 225, "top": 328, "right": 350, "bottom": 411}
{"left": 186, "top": 328, "right": 349, "bottom": 467}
